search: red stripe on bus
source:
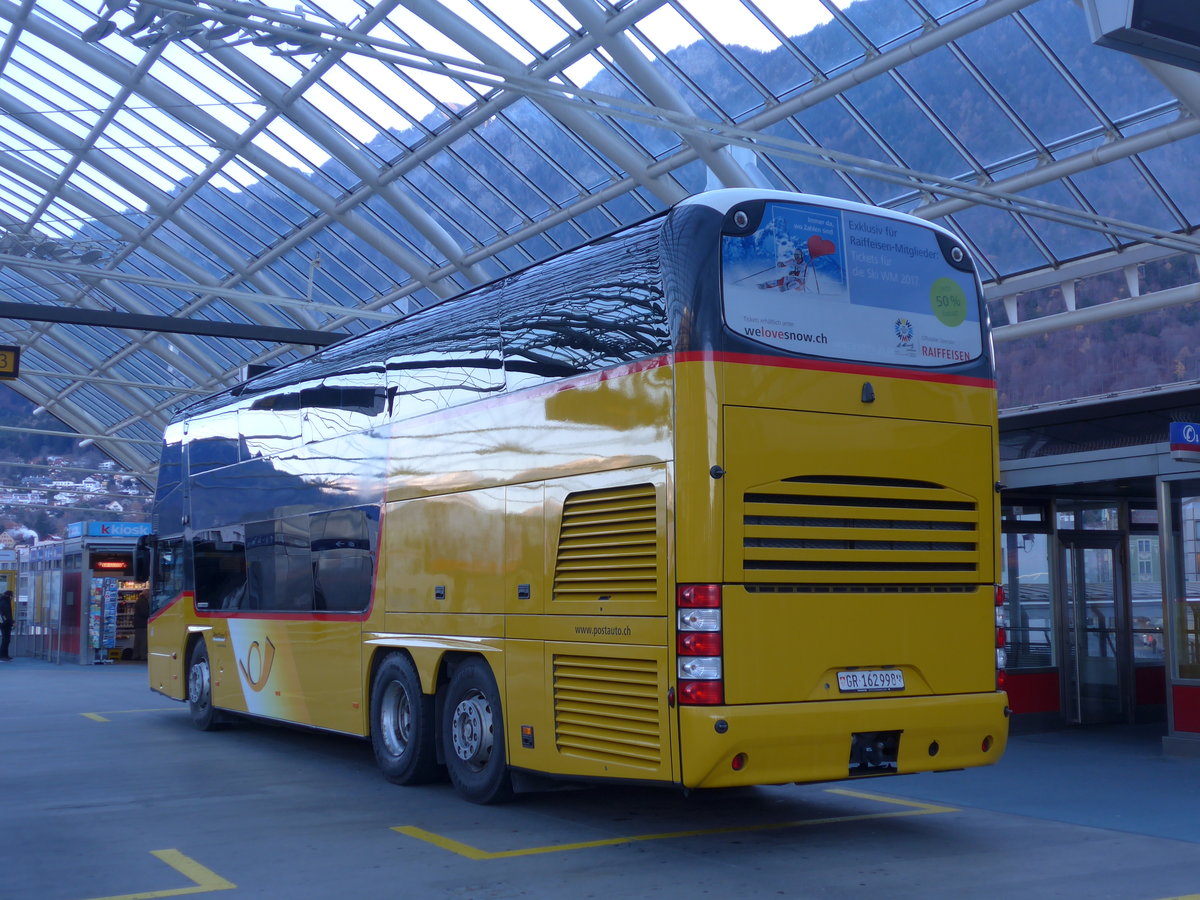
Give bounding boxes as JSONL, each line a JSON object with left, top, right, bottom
{"left": 194, "top": 609, "right": 373, "bottom": 622}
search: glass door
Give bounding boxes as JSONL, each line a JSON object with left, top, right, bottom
{"left": 1060, "top": 535, "right": 1130, "bottom": 724}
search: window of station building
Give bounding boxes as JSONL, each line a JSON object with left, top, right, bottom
{"left": 1166, "top": 483, "right": 1200, "bottom": 681}
{"left": 1056, "top": 502, "right": 1120, "bottom": 531}
{"left": 1001, "top": 527, "right": 1054, "bottom": 669}
{"left": 1129, "top": 533, "right": 1165, "bottom": 663}
{"left": 1002, "top": 503, "right": 1049, "bottom": 526}
{"left": 1131, "top": 505, "right": 1159, "bottom": 530}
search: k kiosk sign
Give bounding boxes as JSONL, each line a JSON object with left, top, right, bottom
{"left": 66, "top": 521, "right": 152, "bottom": 539}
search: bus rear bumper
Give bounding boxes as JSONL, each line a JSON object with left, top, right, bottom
{"left": 679, "top": 691, "right": 1009, "bottom": 789}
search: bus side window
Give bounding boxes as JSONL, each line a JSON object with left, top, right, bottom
{"left": 150, "top": 538, "right": 185, "bottom": 613}
{"left": 192, "top": 532, "right": 247, "bottom": 611}
{"left": 499, "top": 223, "right": 670, "bottom": 392}
{"left": 245, "top": 518, "right": 314, "bottom": 612}
{"left": 311, "top": 508, "right": 375, "bottom": 612}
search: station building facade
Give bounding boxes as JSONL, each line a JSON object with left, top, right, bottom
{"left": 1000, "top": 383, "right": 1200, "bottom": 754}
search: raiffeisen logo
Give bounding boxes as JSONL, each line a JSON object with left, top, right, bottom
{"left": 239, "top": 637, "right": 276, "bottom": 693}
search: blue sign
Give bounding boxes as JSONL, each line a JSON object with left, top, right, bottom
{"left": 67, "top": 521, "right": 152, "bottom": 538}
{"left": 1170, "top": 422, "right": 1200, "bottom": 461}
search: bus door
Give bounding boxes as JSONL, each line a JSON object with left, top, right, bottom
{"left": 1059, "top": 534, "right": 1130, "bottom": 724}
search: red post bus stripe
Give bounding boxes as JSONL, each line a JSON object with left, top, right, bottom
{"left": 195, "top": 608, "right": 374, "bottom": 622}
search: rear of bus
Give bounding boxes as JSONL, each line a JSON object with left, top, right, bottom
{"left": 669, "top": 191, "right": 1008, "bottom": 788}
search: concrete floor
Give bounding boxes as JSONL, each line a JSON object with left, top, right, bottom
{"left": 3, "top": 657, "right": 1199, "bottom": 900}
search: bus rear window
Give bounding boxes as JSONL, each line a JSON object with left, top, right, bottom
{"left": 720, "top": 200, "right": 983, "bottom": 367}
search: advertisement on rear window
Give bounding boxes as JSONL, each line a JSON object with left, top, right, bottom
{"left": 721, "top": 201, "right": 982, "bottom": 366}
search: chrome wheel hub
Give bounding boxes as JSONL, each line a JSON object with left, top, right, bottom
{"left": 188, "top": 658, "right": 209, "bottom": 706}
{"left": 380, "top": 681, "right": 412, "bottom": 757}
{"left": 450, "top": 689, "right": 493, "bottom": 769}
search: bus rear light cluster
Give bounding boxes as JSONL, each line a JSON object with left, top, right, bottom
{"left": 995, "top": 585, "right": 1008, "bottom": 690}
{"left": 677, "top": 584, "right": 723, "bottom": 705}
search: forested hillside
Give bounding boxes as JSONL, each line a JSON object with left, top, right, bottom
{"left": 995, "top": 254, "right": 1200, "bottom": 409}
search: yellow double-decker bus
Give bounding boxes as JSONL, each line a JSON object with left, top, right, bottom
{"left": 144, "top": 189, "right": 1008, "bottom": 803}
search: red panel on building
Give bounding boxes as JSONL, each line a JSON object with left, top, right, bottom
{"left": 61, "top": 571, "right": 82, "bottom": 657}
{"left": 1004, "top": 669, "right": 1060, "bottom": 714}
{"left": 1172, "top": 684, "right": 1200, "bottom": 733}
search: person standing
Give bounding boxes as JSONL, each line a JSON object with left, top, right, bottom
{"left": 0, "top": 590, "right": 14, "bottom": 661}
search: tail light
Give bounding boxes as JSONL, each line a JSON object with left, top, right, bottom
{"left": 677, "top": 584, "right": 723, "bottom": 705}
{"left": 995, "top": 585, "right": 1008, "bottom": 689}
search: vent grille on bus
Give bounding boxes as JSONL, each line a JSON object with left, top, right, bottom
{"left": 552, "top": 654, "right": 662, "bottom": 768}
{"left": 742, "top": 475, "right": 979, "bottom": 583}
{"left": 553, "top": 483, "right": 658, "bottom": 602}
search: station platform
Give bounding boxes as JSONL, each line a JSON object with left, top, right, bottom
{"left": 871, "top": 720, "right": 1200, "bottom": 845}
{"left": 3, "top": 656, "right": 1199, "bottom": 900}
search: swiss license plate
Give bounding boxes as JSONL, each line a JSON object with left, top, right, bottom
{"left": 837, "top": 669, "right": 905, "bottom": 693}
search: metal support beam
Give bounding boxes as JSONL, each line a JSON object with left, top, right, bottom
{"left": 0, "top": 424, "right": 159, "bottom": 445}
{"left": 20, "top": 369, "right": 210, "bottom": 395}
{"left": 0, "top": 301, "right": 341, "bottom": 346}
{"left": 992, "top": 281, "right": 1200, "bottom": 343}
{"left": 0, "top": 252, "right": 395, "bottom": 321}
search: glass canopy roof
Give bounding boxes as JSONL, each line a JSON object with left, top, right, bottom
{"left": 1, "top": 0, "right": 1199, "bottom": 480}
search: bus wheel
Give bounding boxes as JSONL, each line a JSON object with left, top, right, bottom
{"left": 370, "top": 654, "right": 441, "bottom": 785}
{"left": 442, "top": 657, "right": 513, "bottom": 804}
{"left": 187, "top": 640, "right": 221, "bottom": 731}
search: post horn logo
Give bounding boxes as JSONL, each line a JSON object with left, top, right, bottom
{"left": 239, "top": 636, "right": 276, "bottom": 692}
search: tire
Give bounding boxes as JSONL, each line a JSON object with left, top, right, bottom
{"left": 370, "top": 654, "right": 442, "bottom": 785}
{"left": 186, "top": 639, "right": 222, "bottom": 731}
{"left": 441, "top": 657, "right": 513, "bottom": 804}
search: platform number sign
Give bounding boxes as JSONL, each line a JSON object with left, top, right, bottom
{"left": 0, "top": 345, "right": 19, "bottom": 379}
{"left": 1170, "top": 422, "right": 1200, "bottom": 462}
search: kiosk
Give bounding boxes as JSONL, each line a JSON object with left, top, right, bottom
{"left": 61, "top": 521, "right": 151, "bottom": 664}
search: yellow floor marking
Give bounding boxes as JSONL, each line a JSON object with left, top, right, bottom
{"left": 81, "top": 708, "right": 180, "bottom": 722}
{"left": 82, "top": 849, "right": 235, "bottom": 900}
{"left": 393, "top": 789, "right": 957, "bottom": 860}
{"left": 825, "top": 787, "right": 959, "bottom": 812}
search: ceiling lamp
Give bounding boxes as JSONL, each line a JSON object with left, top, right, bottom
{"left": 81, "top": 0, "right": 329, "bottom": 57}
{"left": 0, "top": 229, "right": 115, "bottom": 265}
